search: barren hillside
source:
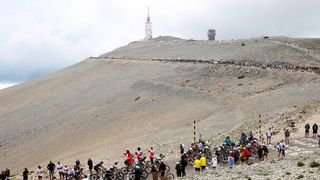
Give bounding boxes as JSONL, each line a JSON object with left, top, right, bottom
{"left": 1, "top": 37, "right": 320, "bottom": 173}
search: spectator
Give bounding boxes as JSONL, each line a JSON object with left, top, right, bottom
{"left": 312, "top": 123, "right": 318, "bottom": 138}
{"left": 305, "top": 123, "right": 310, "bottom": 138}
{"left": 200, "top": 154, "right": 207, "bottom": 172}
{"left": 180, "top": 155, "right": 188, "bottom": 177}
{"left": 63, "top": 165, "right": 69, "bottom": 178}
{"left": 257, "top": 145, "right": 263, "bottom": 162}
{"left": 266, "top": 128, "right": 273, "bottom": 144}
{"left": 4, "top": 168, "right": 10, "bottom": 180}
{"left": 148, "top": 147, "right": 155, "bottom": 165}
{"left": 175, "top": 161, "right": 182, "bottom": 177}
{"left": 36, "top": 166, "right": 44, "bottom": 180}
{"left": 47, "top": 161, "right": 56, "bottom": 180}
{"left": 180, "top": 144, "right": 185, "bottom": 155}
{"left": 23, "top": 168, "right": 29, "bottom": 180}
{"left": 279, "top": 140, "right": 286, "bottom": 159}
{"left": 262, "top": 143, "right": 269, "bottom": 161}
{"left": 87, "top": 158, "right": 93, "bottom": 174}
{"left": 57, "top": 162, "right": 64, "bottom": 180}
{"left": 151, "top": 165, "right": 158, "bottom": 180}
{"left": 285, "top": 129, "right": 290, "bottom": 144}
{"left": 0, "top": 171, "right": 5, "bottom": 180}
{"left": 194, "top": 156, "right": 201, "bottom": 175}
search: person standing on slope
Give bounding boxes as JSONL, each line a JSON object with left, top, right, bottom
{"left": 279, "top": 140, "right": 286, "bottom": 159}
{"left": 180, "top": 144, "right": 185, "bottom": 155}
{"left": 47, "top": 161, "right": 56, "bottom": 180}
{"left": 266, "top": 128, "right": 273, "bottom": 144}
{"left": 36, "top": 166, "right": 44, "bottom": 180}
{"left": 23, "top": 168, "right": 29, "bottom": 180}
{"left": 135, "top": 147, "right": 143, "bottom": 162}
{"left": 194, "top": 156, "right": 201, "bottom": 175}
{"left": 57, "top": 162, "right": 64, "bottom": 180}
{"left": 312, "top": 123, "right": 318, "bottom": 138}
{"left": 200, "top": 154, "right": 207, "bottom": 172}
{"left": 305, "top": 123, "right": 310, "bottom": 138}
{"left": 175, "top": 161, "right": 182, "bottom": 177}
{"left": 262, "top": 143, "right": 269, "bottom": 161}
{"left": 180, "top": 154, "right": 188, "bottom": 177}
{"left": 87, "top": 158, "right": 93, "bottom": 174}
{"left": 148, "top": 147, "right": 155, "bottom": 165}
{"left": 285, "top": 129, "right": 290, "bottom": 144}
{"left": 4, "top": 168, "right": 10, "bottom": 180}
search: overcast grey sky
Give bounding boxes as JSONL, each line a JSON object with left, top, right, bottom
{"left": 0, "top": 0, "right": 320, "bottom": 83}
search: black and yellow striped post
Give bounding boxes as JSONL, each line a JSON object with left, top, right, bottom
{"left": 259, "top": 114, "right": 262, "bottom": 143}
{"left": 194, "top": 120, "right": 196, "bottom": 143}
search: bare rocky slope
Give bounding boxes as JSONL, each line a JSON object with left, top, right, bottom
{"left": 1, "top": 37, "right": 320, "bottom": 175}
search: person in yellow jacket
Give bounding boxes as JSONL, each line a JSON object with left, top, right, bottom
{"left": 194, "top": 156, "right": 201, "bottom": 175}
{"left": 200, "top": 154, "right": 207, "bottom": 171}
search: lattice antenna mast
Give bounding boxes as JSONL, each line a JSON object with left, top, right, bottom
{"left": 145, "top": 6, "right": 152, "bottom": 40}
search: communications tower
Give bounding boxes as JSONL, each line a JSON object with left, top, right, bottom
{"left": 145, "top": 7, "right": 152, "bottom": 40}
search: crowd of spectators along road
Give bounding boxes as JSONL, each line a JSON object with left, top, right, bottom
{"left": 1, "top": 123, "right": 320, "bottom": 180}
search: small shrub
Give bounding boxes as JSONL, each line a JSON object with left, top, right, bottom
{"left": 310, "top": 161, "right": 320, "bottom": 168}
{"left": 297, "top": 175, "right": 304, "bottom": 179}
{"left": 286, "top": 172, "right": 291, "bottom": 175}
{"left": 297, "top": 161, "right": 305, "bottom": 167}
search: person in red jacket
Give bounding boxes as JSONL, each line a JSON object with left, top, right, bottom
{"left": 148, "top": 147, "right": 155, "bottom": 164}
{"left": 242, "top": 148, "right": 251, "bottom": 164}
{"left": 124, "top": 150, "right": 134, "bottom": 166}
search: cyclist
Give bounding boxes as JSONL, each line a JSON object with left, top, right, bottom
{"left": 228, "top": 150, "right": 235, "bottom": 168}
{"left": 124, "top": 150, "right": 134, "bottom": 166}
{"left": 74, "top": 160, "right": 83, "bottom": 180}
{"left": 225, "top": 136, "right": 232, "bottom": 146}
{"left": 134, "top": 164, "right": 142, "bottom": 180}
{"left": 63, "top": 165, "right": 69, "bottom": 178}
{"left": 93, "top": 161, "right": 105, "bottom": 173}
